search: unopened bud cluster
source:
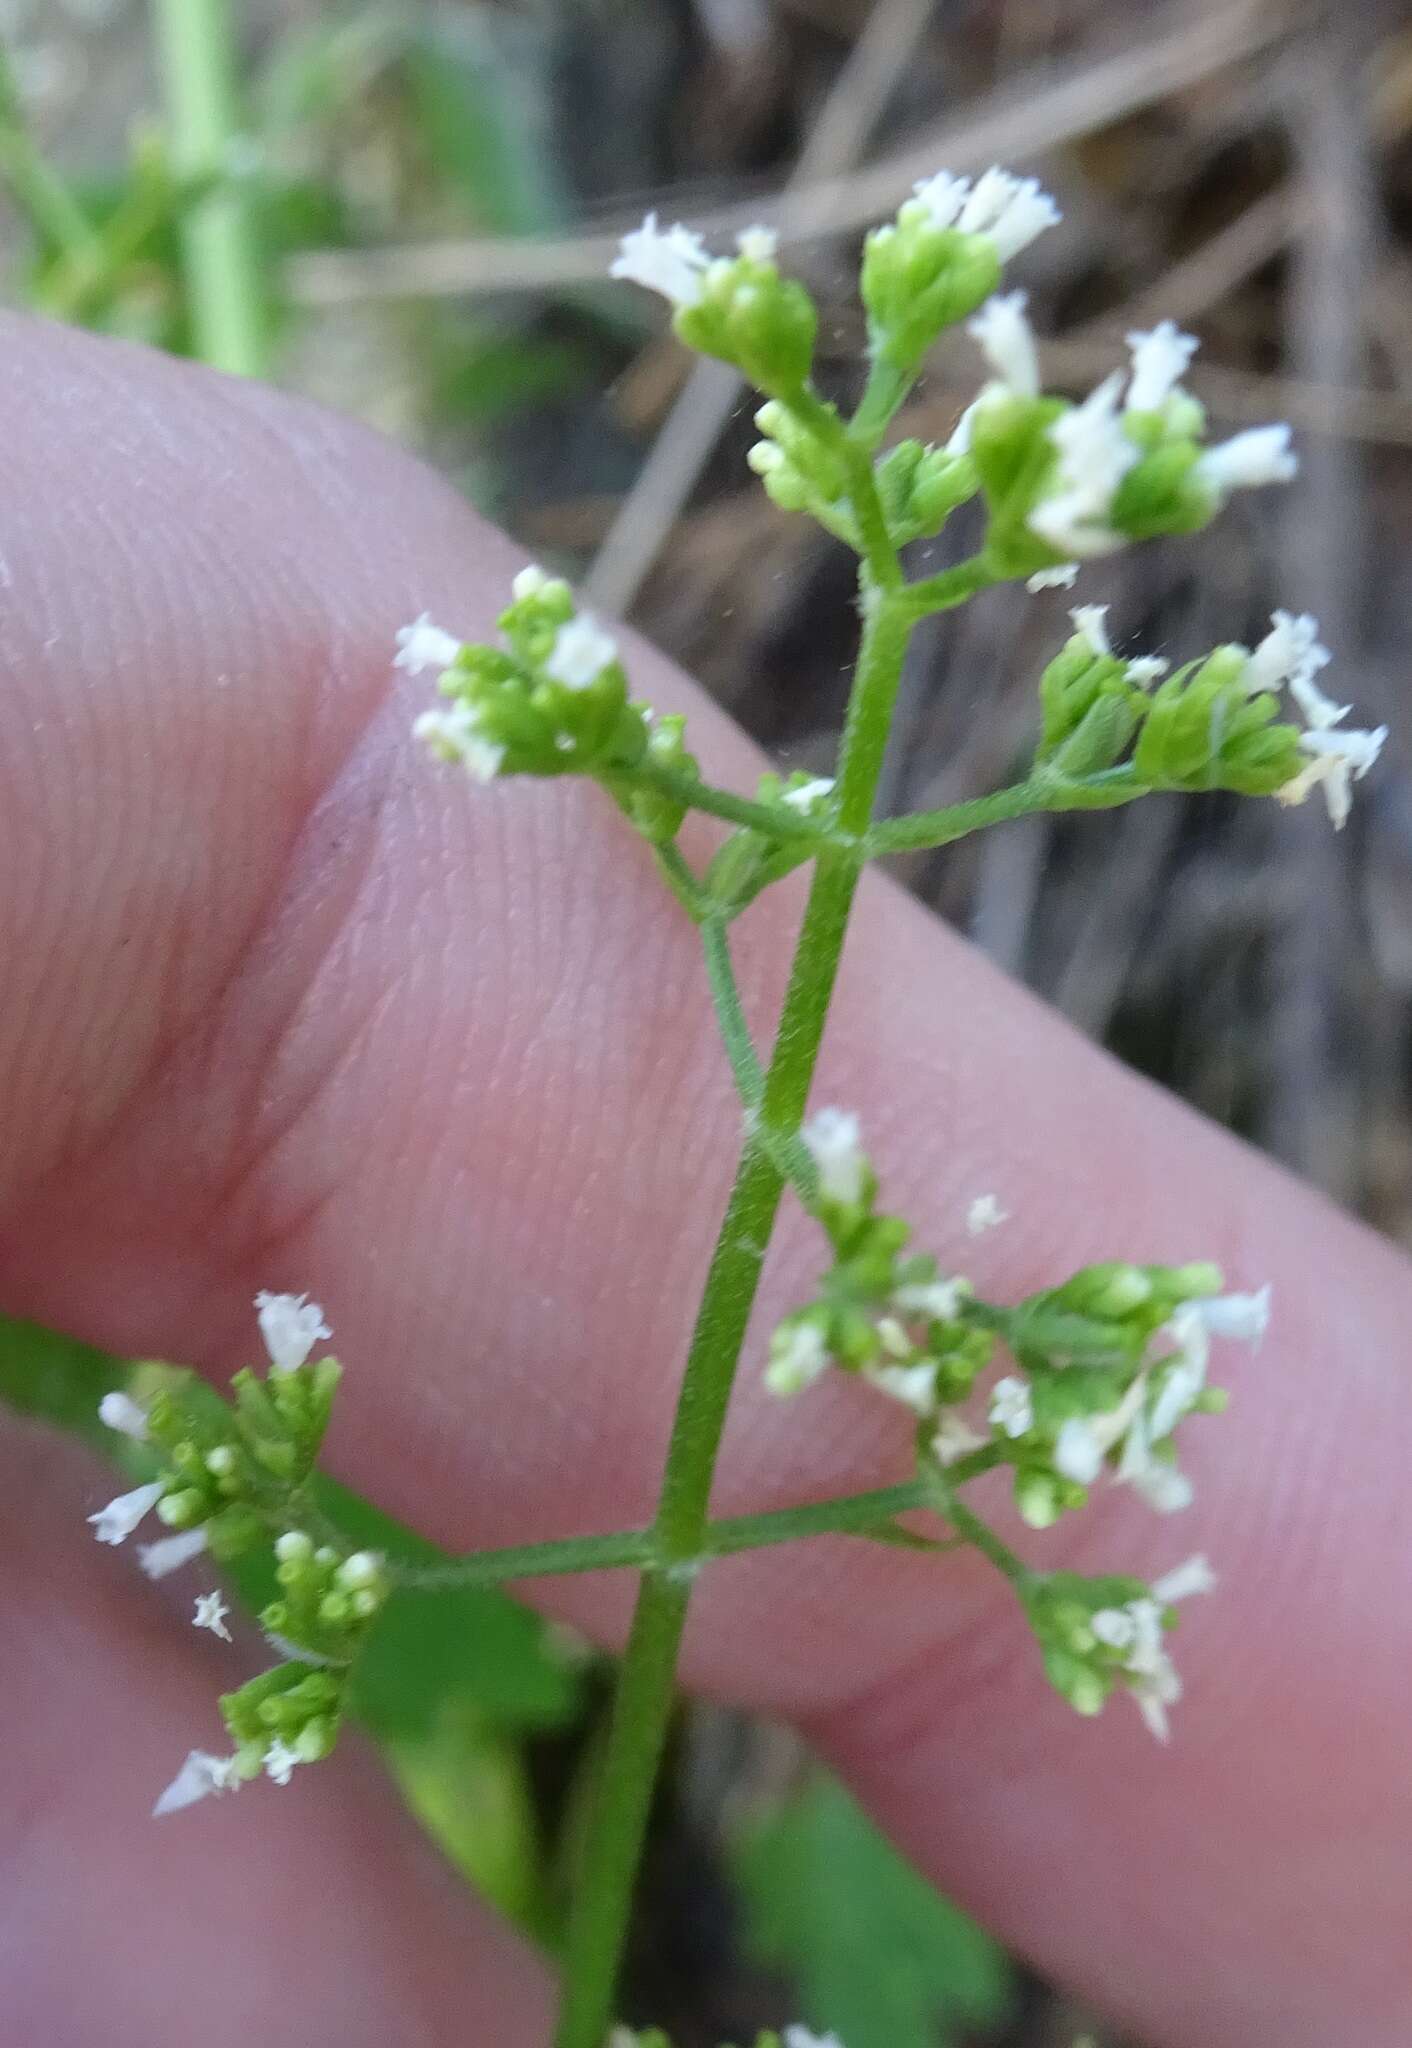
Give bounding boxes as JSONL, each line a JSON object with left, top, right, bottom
{"left": 91, "top": 1294, "right": 388, "bottom": 1814}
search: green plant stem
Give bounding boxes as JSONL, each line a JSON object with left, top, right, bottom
{"left": 618, "top": 758, "right": 840, "bottom": 843}
{"left": 865, "top": 765, "right": 1147, "bottom": 856}
{"left": 0, "top": 49, "right": 100, "bottom": 265}
{"left": 152, "top": 0, "right": 267, "bottom": 376}
{"left": 851, "top": 356, "right": 914, "bottom": 447}
{"left": 699, "top": 919, "right": 818, "bottom": 1200}
{"left": 555, "top": 560, "right": 908, "bottom": 2047}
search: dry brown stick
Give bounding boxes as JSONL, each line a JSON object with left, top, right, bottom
{"left": 583, "top": 0, "right": 938, "bottom": 617}
{"left": 283, "top": 0, "right": 1283, "bottom": 308}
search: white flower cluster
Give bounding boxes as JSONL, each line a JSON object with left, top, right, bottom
{"left": 90, "top": 1292, "right": 356, "bottom": 1815}
{"left": 1247, "top": 610, "right": 1388, "bottom": 828}
{"left": 1067, "top": 603, "right": 1169, "bottom": 688}
{"left": 909, "top": 165, "right": 1061, "bottom": 262}
{"left": 1093, "top": 1552, "right": 1216, "bottom": 1742}
{"left": 960, "top": 304, "right": 1296, "bottom": 561}
{"left": 609, "top": 216, "right": 777, "bottom": 308}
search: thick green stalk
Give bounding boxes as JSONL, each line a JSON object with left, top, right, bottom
{"left": 554, "top": 578, "right": 909, "bottom": 2048}
{"left": 152, "top": 0, "right": 267, "bottom": 376}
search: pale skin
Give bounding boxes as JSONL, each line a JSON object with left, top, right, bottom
{"left": 1, "top": 316, "right": 1408, "bottom": 2048}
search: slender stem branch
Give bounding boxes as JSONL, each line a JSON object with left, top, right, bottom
{"left": 865, "top": 765, "right": 1147, "bottom": 856}
{"left": 555, "top": 548, "right": 916, "bottom": 2044}
{"left": 389, "top": 1527, "right": 656, "bottom": 1592}
{"left": 928, "top": 1473, "right": 1031, "bottom": 1587}
{"left": 152, "top": 0, "right": 267, "bottom": 377}
{"left": 617, "top": 758, "right": 842, "bottom": 844}
{"left": 700, "top": 920, "right": 818, "bottom": 1201}
{"left": 850, "top": 356, "right": 914, "bottom": 448}
{"left": 902, "top": 555, "right": 1000, "bottom": 620}
{"left": 704, "top": 1478, "right": 935, "bottom": 1555}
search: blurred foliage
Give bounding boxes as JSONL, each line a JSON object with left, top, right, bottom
{"left": 734, "top": 1771, "right": 1015, "bottom": 2048}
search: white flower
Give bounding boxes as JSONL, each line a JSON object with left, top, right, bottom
{"left": 263, "top": 1739, "right": 302, "bottom": 1787}
{"left": 892, "top": 1276, "right": 967, "bottom": 1321}
{"left": 98, "top": 1390, "right": 149, "bottom": 1441}
{"left": 1116, "top": 1409, "right": 1194, "bottom": 1514}
{"left": 254, "top": 1290, "right": 331, "bottom": 1374}
{"left": 945, "top": 396, "right": 983, "bottom": 456}
{"left": 138, "top": 1527, "right": 209, "bottom": 1580}
{"left": 966, "top": 1192, "right": 1008, "bottom": 1235}
{"left": 1151, "top": 1552, "right": 1217, "bottom": 1603}
{"left": 988, "top": 1375, "right": 1033, "bottom": 1438}
{"left": 1053, "top": 1369, "right": 1148, "bottom": 1485}
{"left": 88, "top": 1480, "right": 165, "bottom": 1546}
{"left": 1196, "top": 1285, "right": 1271, "bottom": 1345}
{"left": 1146, "top": 1303, "right": 1211, "bottom": 1444}
{"left": 1029, "top": 372, "right": 1136, "bottom": 558}
{"left": 765, "top": 1319, "right": 831, "bottom": 1397}
{"left": 512, "top": 563, "right": 550, "bottom": 600}
{"left": 781, "top": 775, "right": 836, "bottom": 814}
{"left": 736, "top": 224, "right": 778, "bottom": 262}
{"left": 545, "top": 614, "right": 618, "bottom": 690}
{"left": 931, "top": 1413, "right": 988, "bottom": 1467}
{"left": 394, "top": 614, "right": 462, "bottom": 677}
{"left": 910, "top": 169, "right": 970, "bottom": 230}
{"left": 194, "top": 1591, "right": 232, "bottom": 1641}
{"left": 802, "top": 1107, "right": 867, "bottom": 1207}
{"left": 153, "top": 1749, "right": 241, "bottom": 1817}
{"left": 956, "top": 167, "right": 1061, "bottom": 260}
{"left": 1277, "top": 724, "right": 1388, "bottom": 829}
{"left": 610, "top": 213, "right": 711, "bottom": 307}
{"left": 864, "top": 1361, "right": 939, "bottom": 1415}
{"left": 783, "top": 2029, "right": 846, "bottom": 2048}
{"left": 1070, "top": 604, "right": 1112, "bottom": 658}
{"left": 1125, "top": 656, "right": 1169, "bottom": 688}
{"left": 1194, "top": 425, "right": 1298, "bottom": 496}
{"left": 1093, "top": 1557, "right": 1213, "bottom": 1741}
{"left": 1125, "top": 321, "right": 1199, "bottom": 413}
{"left": 968, "top": 291, "right": 1040, "bottom": 398}
{"left": 1027, "top": 562, "right": 1080, "bottom": 591}
{"left": 413, "top": 701, "right": 506, "bottom": 784}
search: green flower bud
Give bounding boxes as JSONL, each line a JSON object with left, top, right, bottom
{"left": 875, "top": 437, "right": 976, "bottom": 543}
{"left": 861, "top": 211, "right": 1000, "bottom": 373}
{"left": 676, "top": 253, "right": 817, "bottom": 396}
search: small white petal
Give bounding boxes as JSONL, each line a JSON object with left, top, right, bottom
{"left": 931, "top": 1413, "right": 988, "bottom": 1467}
{"left": 892, "top": 1277, "right": 967, "bottom": 1321}
{"left": 98, "top": 1390, "right": 149, "bottom": 1441}
{"left": 1027, "top": 562, "right": 1080, "bottom": 591}
{"left": 781, "top": 776, "right": 836, "bottom": 814}
{"left": 987, "top": 179, "right": 1062, "bottom": 262}
{"left": 1197, "top": 1285, "right": 1271, "bottom": 1345}
{"left": 765, "top": 1320, "right": 831, "bottom": 1397}
{"left": 967, "top": 291, "right": 1041, "bottom": 398}
{"left": 1278, "top": 725, "right": 1387, "bottom": 829}
{"left": 512, "top": 564, "right": 551, "bottom": 600}
{"left": 1069, "top": 604, "right": 1112, "bottom": 659}
{"left": 263, "top": 1739, "right": 302, "bottom": 1787}
{"left": 802, "top": 1107, "right": 867, "bottom": 1207}
{"left": 736, "top": 224, "right": 778, "bottom": 261}
{"left": 138, "top": 1527, "right": 209, "bottom": 1581}
{"left": 945, "top": 395, "right": 983, "bottom": 456}
{"left": 545, "top": 614, "right": 619, "bottom": 690}
{"left": 865, "top": 1361, "right": 939, "bottom": 1415}
{"left": 254, "top": 1291, "right": 331, "bottom": 1374}
{"left": 89, "top": 1480, "right": 165, "bottom": 1546}
{"left": 1151, "top": 1553, "right": 1217, "bottom": 1604}
{"left": 988, "top": 1375, "right": 1034, "bottom": 1438}
{"left": 1090, "top": 1606, "right": 1138, "bottom": 1650}
{"left": 966, "top": 1192, "right": 1008, "bottom": 1235}
{"left": 153, "top": 1749, "right": 241, "bottom": 1817}
{"left": 783, "top": 2029, "right": 846, "bottom": 2048}
{"left": 1125, "top": 656, "right": 1169, "bottom": 688}
{"left": 1125, "top": 321, "right": 1199, "bottom": 413}
{"left": 1053, "top": 1417, "right": 1105, "bottom": 1485}
{"left": 1028, "top": 495, "right": 1126, "bottom": 560}
{"left": 1132, "top": 1680, "right": 1173, "bottom": 1743}
{"left": 911, "top": 169, "right": 970, "bottom": 230}
{"left": 1195, "top": 425, "right": 1298, "bottom": 494}
{"left": 394, "top": 615, "right": 462, "bottom": 677}
{"left": 193, "top": 1590, "right": 233, "bottom": 1641}
{"left": 610, "top": 213, "right": 710, "bottom": 308}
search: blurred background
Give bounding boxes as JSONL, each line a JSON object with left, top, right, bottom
{"left": 1, "top": 0, "right": 1408, "bottom": 2042}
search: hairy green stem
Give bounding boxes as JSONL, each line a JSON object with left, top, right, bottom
{"left": 555, "top": 560, "right": 908, "bottom": 2046}
{"left": 153, "top": 0, "right": 267, "bottom": 376}
{"left": 866, "top": 765, "right": 1147, "bottom": 855}
{"left": 621, "top": 758, "right": 842, "bottom": 843}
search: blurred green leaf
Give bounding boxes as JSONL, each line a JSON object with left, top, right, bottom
{"left": 734, "top": 1771, "right": 1014, "bottom": 2048}
{"left": 0, "top": 1316, "right": 120, "bottom": 1447}
{"left": 402, "top": 16, "right": 564, "bottom": 236}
